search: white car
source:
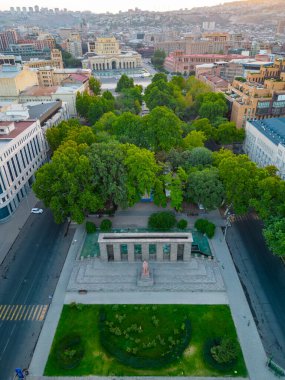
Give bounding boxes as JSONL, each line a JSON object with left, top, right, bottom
{"left": 31, "top": 208, "right": 43, "bottom": 214}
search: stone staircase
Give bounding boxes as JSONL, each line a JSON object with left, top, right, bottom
{"left": 67, "top": 258, "right": 225, "bottom": 293}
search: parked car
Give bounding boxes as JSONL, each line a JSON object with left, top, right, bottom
{"left": 31, "top": 208, "right": 43, "bottom": 214}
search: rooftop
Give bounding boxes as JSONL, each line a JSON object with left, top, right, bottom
{"left": 0, "top": 120, "right": 35, "bottom": 141}
{"left": 250, "top": 118, "right": 285, "bottom": 146}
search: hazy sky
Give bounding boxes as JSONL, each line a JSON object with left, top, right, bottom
{"left": 1, "top": 0, "right": 241, "bottom": 14}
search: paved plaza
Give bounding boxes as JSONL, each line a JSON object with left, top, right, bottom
{"left": 67, "top": 257, "right": 225, "bottom": 294}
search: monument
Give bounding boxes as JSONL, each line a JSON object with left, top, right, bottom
{"left": 98, "top": 232, "right": 193, "bottom": 262}
{"left": 137, "top": 260, "right": 154, "bottom": 287}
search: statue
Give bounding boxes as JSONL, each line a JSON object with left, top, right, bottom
{"left": 142, "top": 260, "right": 149, "bottom": 277}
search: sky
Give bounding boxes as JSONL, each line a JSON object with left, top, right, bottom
{"left": 0, "top": 0, "right": 243, "bottom": 14}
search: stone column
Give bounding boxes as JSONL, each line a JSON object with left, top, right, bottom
{"left": 100, "top": 243, "right": 108, "bottom": 261}
{"left": 128, "top": 243, "right": 135, "bottom": 262}
{"left": 183, "top": 242, "right": 191, "bottom": 261}
{"left": 156, "top": 243, "right": 164, "bottom": 262}
{"left": 113, "top": 243, "right": 121, "bottom": 262}
{"left": 142, "top": 243, "right": 149, "bottom": 261}
{"left": 170, "top": 243, "right": 178, "bottom": 262}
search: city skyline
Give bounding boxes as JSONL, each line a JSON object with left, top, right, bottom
{"left": 1, "top": 0, "right": 243, "bottom": 13}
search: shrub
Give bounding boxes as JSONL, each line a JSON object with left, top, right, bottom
{"left": 100, "top": 219, "right": 112, "bottom": 231}
{"left": 177, "top": 219, "right": 188, "bottom": 230}
{"left": 56, "top": 334, "right": 84, "bottom": 369}
{"left": 203, "top": 338, "right": 237, "bottom": 371}
{"left": 211, "top": 337, "right": 238, "bottom": 364}
{"left": 85, "top": 221, "right": 96, "bottom": 234}
{"left": 148, "top": 211, "right": 176, "bottom": 230}
{"left": 205, "top": 222, "right": 216, "bottom": 238}
{"left": 194, "top": 219, "right": 215, "bottom": 239}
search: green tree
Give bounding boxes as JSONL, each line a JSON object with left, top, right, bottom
{"left": 94, "top": 112, "right": 117, "bottom": 133}
{"left": 123, "top": 144, "right": 160, "bottom": 205}
{"left": 76, "top": 91, "right": 92, "bottom": 118}
{"left": 115, "top": 74, "right": 134, "bottom": 92}
{"left": 165, "top": 167, "right": 187, "bottom": 211}
{"left": 183, "top": 130, "right": 206, "bottom": 149}
{"left": 46, "top": 119, "right": 81, "bottom": 152}
{"left": 216, "top": 122, "right": 245, "bottom": 145}
{"left": 263, "top": 218, "right": 285, "bottom": 256}
{"left": 151, "top": 72, "right": 168, "bottom": 83}
{"left": 33, "top": 141, "right": 102, "bottom": 224}
{"left": 191, "top": 118, "right": 216, "bottom": 141}
{"left": 88, "top": 142, "right": 128, "bottom": 209}
{"left": 197, "top": 93, "right": 228, "bottom": 123}
{"left": 112, "top": 112, "right": 148, "bottom": 147}
{"left": 186, "top": 168, "right": 224, "bottom": 210}
{"left": 185, "top": 76, "right": 211, "bottom": 100}
{"left": 251, "top": 175, "right": 285, "bottom": 221}
{"left": 145, "top": 106, "right": 183, "bottom": 151}
{"left": 89, "top": 77, "right": 101, "bottom": 95}
{"left": 187, "top": 147, "right": 213, "bottom": 167}
{"left": 153, "top": 177, "right": 167, "bottom": 207}
{"left": 218, "top": 154, "right": 266, "bottom": 214}
{"left": 116, "top": 86, "right": 143, "bottom": 114}
{"left": 151, "top": 50, "right": 166, "bottom": 71}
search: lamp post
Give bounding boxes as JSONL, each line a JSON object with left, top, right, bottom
{"left": 224, "top": 214, "right": 233, "bottom": 241}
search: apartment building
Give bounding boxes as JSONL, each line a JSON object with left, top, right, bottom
{"left": 244, "top": 118, "right": 285, "bottom": 179}
{"left": 225, "top": 58, "right": 285, "bottom": 128}
{"left": 0, "top": 65, "right": 38, "bottom": 97}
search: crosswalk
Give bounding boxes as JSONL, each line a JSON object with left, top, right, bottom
{"left": 229, "top": 213, "right": 260, "bottom": 223}
{"left": 0, "top": 304, "right": 49, "bottom": 321}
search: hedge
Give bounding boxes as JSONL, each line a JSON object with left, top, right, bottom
{"left": 148, "top": 211, "right": 176, "bottom": 230}
{"left": 85, "top": 221, "right": 96, "bottom": 234}
{"left": 194, "top": 219, "right": 216, "bottom": 238}
{"left": 100, "top": 219, "right": 112, "bottom": 231}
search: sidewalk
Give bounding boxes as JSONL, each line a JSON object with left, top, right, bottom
{"left": 0, "top": 191, "right": 38, "bottom": 264}
{"left": 88, "top": 203, "right": 226, "bottom": 229}
{"left": 28, "top": 224, "right": 86, "bottom": 376}
{"left": 209, "top": 228, "right": 275, "bottom": 380}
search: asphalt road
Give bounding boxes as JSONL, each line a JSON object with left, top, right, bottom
{"left": 0, "top": 208, "right": 74, "bottom": 380}
{"left": 226, "top": 215, "right": 285, "bottom": 368}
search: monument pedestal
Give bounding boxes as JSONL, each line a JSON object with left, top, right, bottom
{"left": 137, "top": 269, "right": 154, "bottom": 287}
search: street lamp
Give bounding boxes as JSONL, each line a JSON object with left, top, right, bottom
{"left": 224, "top": 213, "right": 233, "bottom": 241}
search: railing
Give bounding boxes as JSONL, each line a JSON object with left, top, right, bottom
{"left": 267, "top": 357, "right": 285, "bottom": 377}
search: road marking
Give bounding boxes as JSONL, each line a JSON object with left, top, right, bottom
{"left": 0, "top": 305, "right": 49, "bottom": 321}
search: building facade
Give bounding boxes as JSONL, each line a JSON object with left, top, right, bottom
{"left": 244, "top": 118, "right": 285, "bottom": 179}
{"left": 83, "top": 37, "right": 142, "bottom": 71}
{"left": 0, "top": 101, "right": 69, "bottom": 222}
{"left": 164, "top": 51, "right": 246, "bottom": 75}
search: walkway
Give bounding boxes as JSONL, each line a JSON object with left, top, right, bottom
{"left": 0, "top": 191, "right": 38, "bottom": 264}
{"left": 209, "top": 228, "right": 275, "bottom": 380}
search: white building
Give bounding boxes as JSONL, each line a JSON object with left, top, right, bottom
{"left": 0, "top": 101, "right": 69, "bottom": 222}
{"left": 244, "top": 118, "right": 285, "bottom": 179}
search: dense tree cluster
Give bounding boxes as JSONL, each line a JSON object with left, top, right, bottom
{"left": 151, "top": 50, "right": 166, "bottom": 71}
{"left": 34, "top": 73, "right": 285, "bottom": 256}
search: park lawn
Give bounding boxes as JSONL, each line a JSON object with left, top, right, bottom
{"left": 44, "top": 304, "right": 247, "bottom": 377}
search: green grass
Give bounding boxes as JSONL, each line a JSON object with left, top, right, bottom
{"left": 44, "top": 304, "right": 247, "bottom": 377}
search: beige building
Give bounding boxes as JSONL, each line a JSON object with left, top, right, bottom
{"left": 37, "top": 68, "right": 91, "bottom": 88}
{"left": 224, "top": 58, "right": 285, "bottom": 128}
{"left": 23, "top": 49, "right": 64, "bottom": 70}
{"left": 83, "top": 37, "right": 142, "bottom": 71}
{"left": 225, "top": 78, "right": 285, "bottom": 128}
{"left": 0, "top": 65, "right": 38, "bottom": 97}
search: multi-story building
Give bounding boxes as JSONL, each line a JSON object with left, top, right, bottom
{"left": 0, "top": 65, "right": 38, "bottom": 97}
{"left": 244, "top": 118, "right": 285, "bottom": 179}
{"left": 82, "top": 37, "right": 142, "bottom": 72}
{"left": 164, "top": 51, "right": 247, "bottom": 75}
{"left": 225, "top": 58, "right": 285, "bottom": 128}
{"left": 23, "top": 49, "right": 64, "bottom": 70}
{"left": 0, "top": 30, "right": 18, "bottom": 51}
{"left": 37, "top": 68, "right": 90, "bottom": 88}
{"left": 0, "top": 101, "right": 69, "bottom": 222}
